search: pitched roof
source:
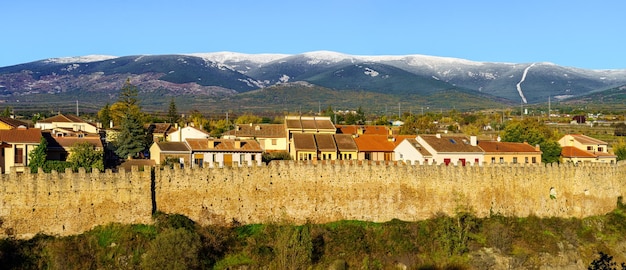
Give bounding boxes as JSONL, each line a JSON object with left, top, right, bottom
{"left": 292, "top": 133, "right": 317, "bottom": 151}
{"left": 419, "top": 135, "right": 483, "bottom": 153}
{"left": 223, "top": 124, "right": 286, "bottom": 138}
{"left": 561, "top": 146, "right": 617, "bottom": 159}
{"left": 403, "top": 138, "right": 433, "bottom": 157}
{"left": 154, "top": 141, "right": 190, "bottom": 152}
{"left": 285, "top": 116, "right": 335, "bottom": 131}
{"left": 0, "top": 117, "right": 28, "bottom": 128}
{"left": 354, "top": 134, "right": 396, "bottom": 152}
{"left": 186, "top": 138, "right": 262, "bottom": 152}
{"left": 38, "top": 114, "right": 87, "bottom": 124}
{"left": 0, "top": 127, "right": 42, "bottom": 143}
{"left": 46, "top": 135, "right": 103, "bottom": 149}
{"left": 567, "top": 134, "right": 608, "bottom": 145}
{"left": 478, "top": 141, "right": 541, "bottom": 153}
{"left": 334, "top": 134, "right": 358, "bottom": 152}
{"left": 148, "top": 123, "right": 174, "bottom": 134}
{"left": 315, "top": 134, "right": 337, "bottom": 152}
{"left": 336, "top": 125, "right": 389, "bottom": 135}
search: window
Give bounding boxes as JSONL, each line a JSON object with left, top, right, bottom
{"left": 194, "top": 158, "right": 203, "bottom": 167}
{"left": 365, "top": 152, "right": 371, "bottom": 160}
{"left": 491, "top": 157, "right": 496, "bottom": 164}
{"left": 271, "top": 139, "right": 277, "bottom": 146}
{"left": 444, "top": 158, "right": 451, "bottom": 166}
{"left": 525, "top": 157, "right": 529, "bottom": 163}
{"left": 532, "top": 157, "right": 537, "bottom": 163}
{"left": 459, "top": 158, "right": 466, "bottom": 166}
{"left": 499, "top": 157, "right": 504, "bottom": 164}
{"left": 15, "top": 148, "right": 24, "bottom": 164}
{"left": 474, "top": 158, "right": 479, "bottom": 164}
{"left": 512, "top": 157, "right": 518, "bottom": 164}
{"left": 597, "top": 147, "right": 603, "bottom": 152}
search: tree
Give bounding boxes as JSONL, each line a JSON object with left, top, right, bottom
{"left": 115, "top": 113, "right": 146, "bottom": 159}
{"left": 167, "top": 97, "right": 180, "bottom": 124}
{"left": 501, "top": 119, "right": 562, "bottom": 163}
{"left": 612, "top": 138, "right": 626, "bottom": 161}
{"left": 28, "top": 137, "right": 48, "bottom": 173}
{"left": 110, "top": 78, "right": 141, "bottom": 126}
{"left": 98, "top": 103, "right": 112, "bottom": 128}
{"left": 67, "top": 142, "right": 104, "bottom": 172}
{"left": 235, "top": 113, "right": 262, "bottom": 125}
{"left": 1, "top": 107, "right": 11, "bottom": 117}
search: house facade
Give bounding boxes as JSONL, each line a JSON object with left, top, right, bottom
{"left": 222, "top": 124, "right": 287, "bottom": 152}
{"left": 186, "top": 138, "right": 263, "bottom": 167}
{"left": 44, "top": 132, "right": 104, "bottom": 162}
{"left": 478, "top": 140, "right": 542, "bottom": 165}
{"left": 558, "top": 134, "right": 616, "bottom": 163}
{"left": 167, "top": 126, "right": 210, "bottom": 142}
{"left": 416, "top": 134, "right": 484, "bottom": 166}
{"left": 35, "top": 114, "right": 99, "bottom": 134}
{"left": 394, "top": 138, "right": 433, "bottom": 165}
{"left": 149, "top": 141, "right": 191, "bottom": 166}
{"left": 0, "top": 127, "right": 42, "bottom": 173}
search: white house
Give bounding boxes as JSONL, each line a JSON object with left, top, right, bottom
{"left": 416, "top": 134, "right": 484, "bottom": 166}
{"left": 167, "top": 126, "right": 210, "bottom": 142}
{"left": 185, "top": 138, "right": 263, "bottom": 168}
{"left": 394, "top": 137, "right": 433, "bottom": 165}
{"left": 35, "top": 114, "right": 99, "bottom": 134}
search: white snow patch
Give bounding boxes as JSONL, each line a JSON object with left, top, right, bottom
{"left": 432, "top": 76, "right": 440, "bottom": 80}
{"left": 553, "top": 95, "right": 574, "bottom": 100}
{"left": 45, "top": 55, "right": 117, "bottom": 64}
{"left": 364, "top": 67, "right": 379, "bottom": 77}
{"left": 279, "top": 74, "right": 290, "bottom": 83}
{"left": 516, "top": 63, "right": 535, "bottom": 104}
{"left": 303, "top": 51, "right": 352, "bottom": 65}
{"left": 62, "top": 64, "right": 80, "bottom": 72}
{"left": 188, "top": 51, "right": 289, "bottom": 64}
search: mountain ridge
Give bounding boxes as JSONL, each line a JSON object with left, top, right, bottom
{"left": 1, "top": 51, "right": 625, "bottom": 113}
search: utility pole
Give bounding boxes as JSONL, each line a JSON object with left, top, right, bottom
{"left": 76, "top": 100, "right": 79, "bottom": 116}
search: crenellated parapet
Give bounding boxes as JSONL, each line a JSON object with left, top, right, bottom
{"left": 1, "top": 161, "right": 624, "bottom": 238}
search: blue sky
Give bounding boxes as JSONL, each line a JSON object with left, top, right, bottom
{"left": 2, "top": 1, "right": 625, "bottom": 69}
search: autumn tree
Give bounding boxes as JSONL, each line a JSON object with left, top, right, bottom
{"left": 235, "top": 113, "right": 263, "bottom": 125}
{"left": 501, "top": 119, "right": 562, "bottom": 163}
{"left": 98, "top": 103, "right": 112, "bottom": 128}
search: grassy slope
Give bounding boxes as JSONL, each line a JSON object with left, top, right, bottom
{"left": 2, "top": 205, "right": 625, "bottom": 269}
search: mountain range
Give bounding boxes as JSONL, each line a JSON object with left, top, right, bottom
{"left": 1, "top": 51, "right": 625, "bottom": 113}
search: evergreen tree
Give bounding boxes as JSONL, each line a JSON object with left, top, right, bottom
{"left": 28, "top": 137, "right": 48, "bottom": 173}
{"left": 501, "top": 119, "right": 562, "bottom": 163}
{"left": 167, "top": 97, "right": 180, "bottom": 124}
{"left": 115, "top": 113, "right": 146, "bottom": 159}
{"left": 98, "top": 103, "right": 112, "bottom": 128}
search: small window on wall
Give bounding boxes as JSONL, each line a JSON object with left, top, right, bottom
{"left": 271, "top": 139, "right": 277, "bottom": 145}
{"left": 443, "top": 158, "right": 451, "bottom": 166}
{"left": 532, "top": 157, "right": 537, "bottom": 163}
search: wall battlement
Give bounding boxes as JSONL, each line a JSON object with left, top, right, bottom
{"left": 1, "top": 162, "right": 625, "bottom": 238}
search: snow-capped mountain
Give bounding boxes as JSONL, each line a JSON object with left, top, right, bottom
{"left": 1, "top": 51, "right": 625, "bottom": 111}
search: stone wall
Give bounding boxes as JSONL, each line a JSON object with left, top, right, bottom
{"left": 0, "top": 167, "right": 152, "bottom": 238}
{"left": 1, "top": 162, "right": 625, "bottom": 238}
{"left": 155, "top": 161, "right": 626, "bottom": 226}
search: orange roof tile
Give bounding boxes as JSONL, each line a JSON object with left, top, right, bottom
{"left": 354, "top": 135, "right": 396, "bottom": 152}
{"left": 568, "top": 134, "right": 608, "bottom": 145}
{"left": 186, "top": 138, "right": 262, "bottom": 152}
{"left": 560, "top": 146, "right": 597, "bottom": 158}
{"left": 478, "top": 141, "right": 541, "bottom": 153}
{"left": 0, "top": 128, "right": 42, "bottom": 143}
{"left": 419, "top": 135, "right": 483, "bottom": 153}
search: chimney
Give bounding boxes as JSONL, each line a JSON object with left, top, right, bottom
{"left": 357, "top": 126, "right": 364, "bottom": 135}
{"left": 234, "top": 138, "right": 242, "bottom": 149}
{"left": 208, "top": 139, "right": 215, "bottom": 149}
{"left": 470, "top": 136, "right": 477, "bottom": 146}
{"left": 109, "top": 120, "right": 114, "bottom": 129}
{"left": 436, "top": 133, "right": 441, "bottom": 139}
{"left": 535, "top": 144, "right": 541, "bottom": 151}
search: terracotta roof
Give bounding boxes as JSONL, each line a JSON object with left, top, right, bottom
{"left": 354, "top": 135, "right": 396, "bottom": 152}
{"left": 334, "top": 134, "right": 358, "bottom": 151}
{"left": 478, "top": 141, "right": 541, "bottom": 153}
{"left": 223, "top": 124, "right": 286, "bottom": 138}
{"left": 0, "top": 127, "right": 42, "bottom": 143}
{"left": 0, "top": 117, "right": 28, "bottom": 128}
{"left": 46, "top": 135, "right": 103, "bottom": 149}
{"left": 393, "top": 135, "right": 416, "bottom": 146}
{"left": 38, "top": 114, "right": 87, "bottom": 124}
{"left": 315, "top": 134, "right": 337, "bottom": 152}
{"left": 419, "top": 135, "right": 483, "bottom": 153}
{"left": 336, "top": 125, "right": 389, "bottom": 135}
{"left": 186, "top": 138, "right": 262, "bottom": 152}
{"left": 560, "top": 146, "right": 598, "bottom": 158}
{"left": 154, "top": 142, "right": 190, "bottom": 152}
{"left": 148, "top": 123, "right": 173, "bottom": 134}
{"left": 567, "top": 134, "right": 608, "bottom": 145}
{"left": 292, "top": 133, "right": 317, "bottom": 151}
{"left": 403, "top": 138, "right": 433, "bottom": 157}
{"left": 560, "top": 146, "right": 616, "bottom": 159}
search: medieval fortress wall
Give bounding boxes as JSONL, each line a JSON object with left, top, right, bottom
{"left": 1, "top": 162, "right": 625, "bottom": 238}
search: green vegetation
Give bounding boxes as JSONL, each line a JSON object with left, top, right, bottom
{"left": 2, "top": 206, "right": 626, "bottom": 269}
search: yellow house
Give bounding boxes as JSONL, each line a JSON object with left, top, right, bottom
{"left": 478, "top": 140, "right": 542, "bottom": 165}
{"left": 0, "top": 127, "right": 42, "bottom": 173}
{"left": 223, "top": 124, "right": 288, "bottom": 152}
{"left": 558, "top": 134, "right": 616, "bottom": 164}
{"left": 0, "top": 117, "right": 29, "bottom": 130}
